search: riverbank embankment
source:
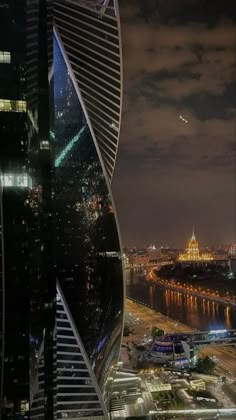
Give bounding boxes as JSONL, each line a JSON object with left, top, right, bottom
{"left": 126, "top": 296, "right": 196, "bottom": 334}
{"left": 147, "top": 271, "right": 236, "bottom": 308}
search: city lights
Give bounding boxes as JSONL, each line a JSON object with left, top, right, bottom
{"left": 0, "top": 173, "right": 32, "bottom": 188}
{"left": 0, "top": 0, "right": 235, "bottom": 418}
{"left": 178, "top": 228, "right": 213, "bottom": 262}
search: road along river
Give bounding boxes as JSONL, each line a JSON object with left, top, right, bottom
{"left": 126, "top": 269, "right": 236, "bottom": 331}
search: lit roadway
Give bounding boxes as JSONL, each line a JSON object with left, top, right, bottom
{"left": 147, "top": 269, "right": 236, "bottom": 307}
{"left": 125, "top": 298, "right": 196, "bottom": 336}
{"left": 125, "top": 299, "right": 236, "bottom": 380}
{"left": 198, "top": 344, "right": 236, "bottom": 380}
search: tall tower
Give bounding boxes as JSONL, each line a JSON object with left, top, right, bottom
{"left": 52, "top": 1, "right": 124, "bottom": 418}
{"left": 54, "top": 0, "right": 123, "bottom": 181}
{"left": 185, "top": 228, "right": 200, "bottom": 260}
{"left": 1, "top": 1, "right": 124, "bottom": 418}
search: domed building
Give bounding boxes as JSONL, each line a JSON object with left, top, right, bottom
{"left": 178, "top": 228, "right": 213, "bottom": 262}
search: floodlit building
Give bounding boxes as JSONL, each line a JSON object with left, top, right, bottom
{"left": 0, "top": 1, "right": 124, "bottom": 419}
{"left": 178, "top": 228, "right": 213, "bottom": 262}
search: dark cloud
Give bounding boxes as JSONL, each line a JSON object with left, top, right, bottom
{"left": 120, "top": 0, "right": 236, "bottom": 25}
{"left": 113, "top": 0, "right": 236, "bottom": 247}
{"left": 122, "top": 23, "right": 236, "bottom": 98}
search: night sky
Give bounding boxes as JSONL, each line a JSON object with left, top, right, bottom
{"left": 113, "top": 0, "right": 236, "bottom": 248}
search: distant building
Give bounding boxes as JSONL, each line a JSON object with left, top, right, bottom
{"left": 178, "top": 228, "right": 213, "bottom": 262}
{"left": 147, "top": 245, "right": 163, "bottom": 262}
{"left": 161, "top": 247, "right": 180, "bottom": 260}
{"left": 229, "top": 244, "right": 236, "bottom": 257}
{"left": 229, "top": 244, "right": 236, "bottom": 276}
{"left": 123, "top": 253, "right": 130, "bottom": 267}
{"left": 147, "top": 244, "right": 156, "bottom": 251}
{"left": 129, "top": 253, "right": 149, "bottom": 266}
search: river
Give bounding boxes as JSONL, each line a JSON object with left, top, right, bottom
{"left": 126, "top": 269, "right": 236, "bottom": 331}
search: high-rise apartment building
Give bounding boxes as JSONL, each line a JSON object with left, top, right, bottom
{"left": 0, "top": 1, "right": 124, "bottom": 419}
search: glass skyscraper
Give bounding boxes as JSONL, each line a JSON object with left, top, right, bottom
{"left": 54, "top": 0, "right": 123, "bottom": 181}
{"left": 0, "top": 1, "right": 54, "bottom": 418}
{"left": 0, "top": 1, "right": 124, "bottom": 419}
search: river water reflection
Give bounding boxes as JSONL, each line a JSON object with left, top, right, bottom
{"left": 126, "top": 269, "right": 236, "bottom": 331}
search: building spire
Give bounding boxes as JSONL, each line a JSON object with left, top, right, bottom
{"left": 191, "top": 226, "right": 196, "bottom": 240}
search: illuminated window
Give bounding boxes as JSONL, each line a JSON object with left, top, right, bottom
{"left": 18, "top": 175, "right": 28, "bottom": 187}
{"left": 40, "top": 140, "right": 50, "bottom": 150}
{"left": 20, "top": 400, "right": 29, "bottom": 413}
{"left": 0, "top": 173, "right": 32, "bottom": 188}
{"left": 0, "top": 99, "right": 26, "bottom": 112}
{"left": 0, "top": 51, "right": 11, "bottom": 63}
{"left": 1, "top": 174, "right": 14, "bottom": 187}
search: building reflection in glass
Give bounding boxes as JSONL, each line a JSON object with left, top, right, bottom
{"left": 53, "top": 34, "right": 123, "bottom": 417}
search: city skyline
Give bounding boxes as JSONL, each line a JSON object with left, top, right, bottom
{"left": 122, "top": 229, "right": 235, "bottom": 250}
{"left": 113, "top": 0, "right": 236, "bottom": 247}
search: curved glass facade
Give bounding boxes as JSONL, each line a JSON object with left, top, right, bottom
{"left": 54, "top": 0, "right": 123, "bottom": 181}
{"left": 1, "top": 1, "right": 124, "bottom": 418}
{"left": 54, "top": 33, "right": 123, "bottom": 417}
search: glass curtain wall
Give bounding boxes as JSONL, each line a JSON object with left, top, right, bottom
{"left": 53, "top": 33, "right": 123, "bottom": 418}
{"left": 0, "top": 1, "right": 123, "bottom": 419}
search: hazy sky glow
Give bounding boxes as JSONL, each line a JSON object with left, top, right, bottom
{"left": 113, "top": 0, "right": 236, "bottom": 248}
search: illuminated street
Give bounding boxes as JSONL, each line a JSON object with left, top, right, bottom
{"left": 125, "top": 297, "right": 196, "bottom": 338}
{"left": 199, "top": 344, "right": 236, "bottom": 380}
{"left": 125, "top": 298, "right": 236, "bottom": 380}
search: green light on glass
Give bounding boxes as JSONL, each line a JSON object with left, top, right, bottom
{"left": 54, "top": 125, "right": 86, "bottom": 168}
